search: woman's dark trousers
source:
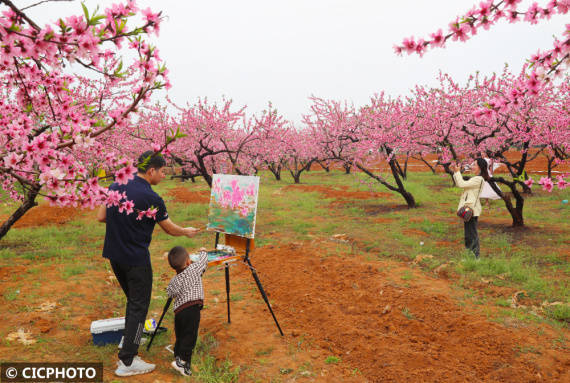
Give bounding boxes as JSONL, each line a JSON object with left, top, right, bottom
{"left": 464, "top": 216, "right": 480, "bottom": 258}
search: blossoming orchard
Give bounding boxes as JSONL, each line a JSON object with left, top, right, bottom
{"left": 0, "top": 1, "right": 568, "bottom": 381}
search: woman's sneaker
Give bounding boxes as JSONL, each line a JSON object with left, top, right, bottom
{"left": 114, "top": 356, "right": 155, "bottom": 376}
{"left": 171, "top": 356, "right": 192, "bottom": 376}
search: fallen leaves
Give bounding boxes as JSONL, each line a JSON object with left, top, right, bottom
{"left": 7, "top": 329, "right": 36, "bottom": 345}
{"left": 37, "top": 301, "right": 57, "bottom": 312}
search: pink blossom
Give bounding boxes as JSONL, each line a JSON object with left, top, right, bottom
{"left": 524, "top": 177, "right": 533, "bottom": 187}
{"left": 3, "top": 152, "right": 22, "bottom": 168}
{"left": 538, "top": 176, "right": 554, "bottom": 192}
{"left": 119, "top": 200, "right": 135, "bottom": 215}
{"left": 556, "top": 175, "right": 568, "bottom": 189}
{"left": 115, "top": 168, "right": 129, "bottom": 185}
{"left": 106, "top": 190, "right": 123, "bottom": 206}
{"left": 402, "top": 37, "right": 416, "bottom": 54}
{"left": 430, "top": 29, "right": 445, "bottom": 47}
{"left": 144, "top": 207, "right": 157, "bottom": 219}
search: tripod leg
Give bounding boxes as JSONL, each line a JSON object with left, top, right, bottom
{"left": 225, "top": 263, "right": 231, "bottom": 323}
{"left": 146, "top": 297, "right": 172, "bottom": 351}
{"left": 246, "top": 259, "right": 284, "bottom": 336}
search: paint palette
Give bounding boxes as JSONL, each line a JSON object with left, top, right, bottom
{"left": 206, "top": 250, "right": 243, "bottom": 267}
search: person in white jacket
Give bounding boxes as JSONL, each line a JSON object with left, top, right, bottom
{"left": 452, "top": 158, "right": 488, "bottom": 259}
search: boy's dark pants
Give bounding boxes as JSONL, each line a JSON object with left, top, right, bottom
{"left": 174, "top": 304, "right": 202, "bottom": 365}
{"left": 464, "top": 216, "right": 480, "bottom": 258}
{"left": 110, "top": 261, "right": 152, "bottom": 366}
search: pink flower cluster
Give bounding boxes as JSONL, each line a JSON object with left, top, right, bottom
{"left": 0, "top": 1, "right": 168, "bottom": 219}
{"left": 538, "top": 175, "right": 568, "bottom": 191}
{"left": 394, "top": 1, "right": 569, "bottom": 112}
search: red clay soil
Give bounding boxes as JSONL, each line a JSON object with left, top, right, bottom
{"left": 284, "top": 184, "right": 393, "bottom": 202}
{"left": 232, "top": 244, "right": 569, "bottom": 383}
{"left": 8, "top": 205, "right": 80, "bottom": 228}
{"left": 167, "top": 186, "right": 210, "bottom": 204}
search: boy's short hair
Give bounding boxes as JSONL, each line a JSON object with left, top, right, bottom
{"left": 168, "top": 246, "right": 188, "bottom": 271}
{"left": 137, "top": 150, "right": 166, "bottom": 173}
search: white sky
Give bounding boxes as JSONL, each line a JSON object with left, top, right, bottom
{"left": 22, "top": 0, "right": 568, "bottom": 123}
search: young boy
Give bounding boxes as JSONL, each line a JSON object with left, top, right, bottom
{"left": 166, "top": 246, "right": 208, "bottom": 376}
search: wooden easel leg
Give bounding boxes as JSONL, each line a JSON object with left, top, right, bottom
{"left": 225, "top": 263, "right": 231, "bottom": 323}
{"left": 245, "top": 258, "right": 284, "bottom": 336}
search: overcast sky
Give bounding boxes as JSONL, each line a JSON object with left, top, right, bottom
{"left": 22, "top": 0, "right": 568, "bottom": 123}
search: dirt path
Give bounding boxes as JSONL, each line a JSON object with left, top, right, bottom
{"left": 200, "top": 243, "right": 569, "bottom": 382}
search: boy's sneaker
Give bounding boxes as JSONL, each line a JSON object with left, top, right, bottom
{"left": 114, "top": 356, "right": 155, "bottom": 376}
{"left": 171, "top": 356, "right": 192, "bottom": 376}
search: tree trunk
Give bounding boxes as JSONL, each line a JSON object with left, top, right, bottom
{"left": 268, "top": 163, "right": 282, "bottom": 181}
{"left": 290, "top": 170, "right": 301, "bottom": 184}
{"left": 547, "top": 157, "right": 554, "bottom": 179}
{"left": 343, "top": 163, "right": 351, "bottom": 174}
{"left": 388, "top": 158, "right": 416, "bottom": 208}
{"left": 0, "top": 184, "right": 41, "bottom": 240}
{"left": 318, "top": 160, "right": 330, "bottom": 173}
{"left": 487, "top": 177, "right": 525, "bottom": 227}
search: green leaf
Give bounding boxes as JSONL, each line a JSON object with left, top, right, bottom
{"left": 89, "top": 15, "right": 107, "bottom": 26}
{"left": 81, "top": 2, "right": 90, "bottom": 23}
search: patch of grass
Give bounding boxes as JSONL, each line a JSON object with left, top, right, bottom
{"left": 230, "top": 294, "right": 244, "bottom": 302}
{"left": 324, "top": 355, "right": 341, "bottom": 364}
{"left": 4, "top": 288, "right": 20, "bottom": 301}
{"left": 62, "top": 264, "right": 87, "bottom": 279}
{"left": 513, "top": 345, "right": 541, "bottom": 356}
{"left": 415, "top": 219, "right": 448, "bottom": 236}
{"left": 255, "top": 346, "right": 274, "bottom": 356}
{"left": 402, "top": 307, "right": 415, "bottom": 320}
{"left": 495, "top": 298, "right": 511, "bottom": 307}
{"left": 401, "top": 270, "right": 415, "bottom": 281}
{"left": 291, "top": 221, "right": 315, "bottom": 235}
{"left": 552, "top": 334, "right": 567, "bottom": 350}
{"left": 457, "top": 254, "right": 561, "bottom": 300}
{"left": 192, "top": 333, "right": 241, "bottom": 382}
{"left": 544, "top": 304, "right": 570, "bottom": 323}
{"left": 319, "top": 222, "right": 339, "bottom": 235}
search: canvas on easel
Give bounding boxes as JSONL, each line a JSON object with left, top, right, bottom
{"left": 207, "top": 174, "right": 260, "bottom": 239}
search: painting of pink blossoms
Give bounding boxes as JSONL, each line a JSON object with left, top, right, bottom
{"left": 207, "top": 174, "right": 260, "bottom": 238}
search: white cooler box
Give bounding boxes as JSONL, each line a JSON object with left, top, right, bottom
{"left": 90, "top": 317, "right": 125, "bottom": 346}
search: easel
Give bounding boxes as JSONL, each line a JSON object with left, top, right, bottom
{"left": 147, "top": 231, "right": 284, "bottom": 351}
{"left": 213, "top": 231, "right": 284, "bottom": 336}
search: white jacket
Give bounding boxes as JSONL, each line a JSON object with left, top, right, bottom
{"left": 453, "top": 172, "right": 484, "bottom": 217}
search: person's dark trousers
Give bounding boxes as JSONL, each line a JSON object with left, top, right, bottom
{"left": 110, "top": 261, "right": 153, "bottom": 366}
{"left": 174, "top": 304, "right": 202, "bottom": 366}
{"left": 464, "top": 216, "right": 480, "bottom": 258}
